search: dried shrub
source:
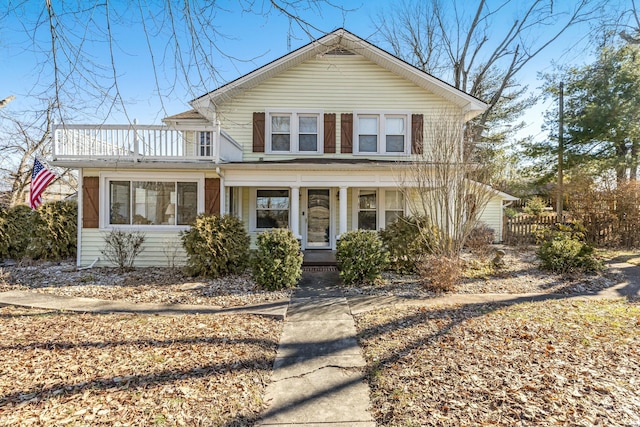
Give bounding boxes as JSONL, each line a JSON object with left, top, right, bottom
{"left": 27, "top": 200, "right": 77, "bottom": 260}
{"left": 252, "top": 228, "right": 302, "bottom": 290}
{"left": 101, "top": 230, "right": 146, "bottom": 271}
{"left": 336, "top": 230, "right": 389, "bottom": 286}
{"left": 417, "top": 255, "right": 463, "bottom": 292}
{"left": 465, "top": 224, "right": 495, "bottom": 258}
{"left": 181, "top": 214, "right": 250, "bottom": 278}
{"left": 379, "top": 215, "right": 432, "bottom": 274}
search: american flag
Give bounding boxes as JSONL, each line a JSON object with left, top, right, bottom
{"left": 29, "top": 158, "right": 56, "bottom": 209}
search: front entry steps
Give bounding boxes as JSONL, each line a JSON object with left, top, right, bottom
{"left": 302, "top": 250, "right": 337, "bottom": 267}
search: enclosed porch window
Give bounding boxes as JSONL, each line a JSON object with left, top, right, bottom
{"left": 108, "top": 180, "right": 198, "bottom": 226}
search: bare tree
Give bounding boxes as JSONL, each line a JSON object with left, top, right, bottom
{"left": 0, "top": 105, "right": 76, "bottom": 207}
{"left": 376, "top": 0, "right": 610, "bottom": 151}
{"left": 2, "top": 1, "right": 348, "bottom": 125}
{"left": 397, "top": 109, "right": 495, "bottom": 257}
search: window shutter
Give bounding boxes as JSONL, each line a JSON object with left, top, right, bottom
{"left": 341, "top": 113, "right": 353, "bottom": 153}
{"left": 253, "top": 112, "right": 265, "bottom": 153}
{"left": 83, "top": 176, "right": 99, "bottom": 228}
{"left": 205, "top": 178, "right": 221, "bottom": 215}
{"left": 324, "top": 113, "right": 336, "bottom": 153}
{"left": 411, "top": 114, "right": 424, "bottom": 155}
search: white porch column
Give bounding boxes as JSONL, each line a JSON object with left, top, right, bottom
{"left": 291, "top": 186, "right": 301, "bottom": 239}
{"left": 339, "top": 186, "right": 348, "bottom": 237}
{"left": 219, "top": 176, "right": 225, "bottom": 216}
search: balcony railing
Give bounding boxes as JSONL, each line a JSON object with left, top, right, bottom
{"left": 52, "top": 124, "right": 216, "bottom": 161}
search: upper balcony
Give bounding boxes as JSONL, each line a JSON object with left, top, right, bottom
{"left": 51, "top": 123, "right": 243, "bottom": 168}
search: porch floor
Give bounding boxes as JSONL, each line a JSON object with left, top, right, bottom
{"left": 302, "top": 250, "right": 337, "bottom": 266}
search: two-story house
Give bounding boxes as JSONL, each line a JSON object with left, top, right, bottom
{"left": 51, "top": 28, "right": 516, "bottom": 268}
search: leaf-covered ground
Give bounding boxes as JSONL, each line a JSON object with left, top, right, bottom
{"left": 355, "top": 298, "right": 640, "bottom": 427}
{"left": 0, "top": 307, "right": 282, "bottom": 426}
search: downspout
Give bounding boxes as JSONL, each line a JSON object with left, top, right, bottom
{"left": 76, "top": 169, "right": 83, "bottom": 268}
{"left": 216, "top": 166, "right": 225, "bottom": 216}
{"left": 214, "top": 116, "right": 221, "bottom": 164}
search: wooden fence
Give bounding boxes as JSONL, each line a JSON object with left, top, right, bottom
{"left": 503, "top": 213, "right": 640, "bottom": 248}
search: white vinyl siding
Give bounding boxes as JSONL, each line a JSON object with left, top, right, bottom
{"left": 478, "top": 196, "right": 504, "bottom": 242}
{"left": 80, "top": 229, "right": 187, "bottom": 267}
{"left": 214, "top": 55, "right": 456, "bottom": 161}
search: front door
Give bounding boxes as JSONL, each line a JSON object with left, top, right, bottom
{"left": 305, "top": 189, "right": 331, "bottom": 249}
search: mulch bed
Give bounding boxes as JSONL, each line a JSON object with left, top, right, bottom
{"left": 354, "top": 298, "right": 640, "bottom": 426}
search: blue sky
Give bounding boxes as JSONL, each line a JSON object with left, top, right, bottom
{"left": 0, "top": 0, "right": 619, "bottom": 141}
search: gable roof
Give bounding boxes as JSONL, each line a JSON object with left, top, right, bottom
{"left": 189, "top": 28, "right": 487, "bottom": 120}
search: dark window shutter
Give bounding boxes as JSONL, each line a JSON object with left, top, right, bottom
{"left": 341, "top": 113, "right": 353, "bottom": 154}
{"left": 253, "top": 112, "right": 265, "bottom": 153}
{"left": 205, "top": 178, "right": 221, "bottom": 215}
{"left": 324, "top": 113, "right": 336, "bottom": 153}
{"left": 411, "top": 114, "right": 424, "bottom": 155}
{"left": 83, "top": 176, "right": 99, "bottom": 228}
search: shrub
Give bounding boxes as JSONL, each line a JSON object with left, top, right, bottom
{"left": 523, "top": 196, "right": 547, "bottom": 216}
{"left": 336, "top": 230, "right": 389, "bottom": 286}
{"left": 417, "top": 255, "right": 463, "bottom": 292}
{"left": 379, "top": 216, "right": 431, "bottom": 274}
{"left": 252, "top": 228, "right": 302, "bottom": 290}
{"left": 504, "top": 207, "right": 518, "bottom": 218}
{"left": 536, "top": 222, "right": 603, "bottom": 274}
{"left": 101, "top": 230, "right": 146, "bottom": 270}
{"left": 465, "top": 224, "right": 495, "bottom": 258}
{"left": 181, "top": 214, "right": 250, "bottom": 278}
{"left": 0, "top": 205, "right": 35, "bottom": 260}
{"left": 27, "top": 200, "right": 77, "bottom": 260}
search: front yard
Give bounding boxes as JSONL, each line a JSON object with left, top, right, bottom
{"left": 354, "top": 298, "right": 640, "bottom": 426}
{"left": 0, "top": 307, "right": 281, "bottom": 426}
{"left": 0, "top": 247, "right": 639, "bottom": 426}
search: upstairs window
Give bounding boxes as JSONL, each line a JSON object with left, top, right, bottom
{"left": 354, "top": 111, "right": 410, "bottom": 155}
{"left": 199, "top": 131, "right": 213, "bottom": 157}
{"left": 267, "top": 110, "right": 323, "bottom": 154}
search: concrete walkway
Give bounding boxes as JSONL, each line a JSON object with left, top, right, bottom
{"left": 0, "top": 290, "right": 289, "bottom": 319}
{"left": 257, "top": 270, "right": 375, "bottom": 426}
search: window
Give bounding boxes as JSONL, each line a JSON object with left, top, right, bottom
{"left": 385, "top": 190, "right": 404, "bottom": 226}
{"left": 354, "top": 189, "right": 406, "bottom": 231}
{"left": 358, "top": 116, "right": 378, "bottom": 152}
{"left": 108, "top": 180, "right": 198, "bottom": 226}
{"left": 385, "top": 117, "right": 405, "bottom": 153}
{"left": 271, "top": 115, "right": 291, "bottom": 151}
{"left": 199, "top": 131, "right": 213, "bottom": 157}
{"left": 256, "top": 189, "right": 289, "bottom": 228}
{"left": 354, "top": 112, "right": 410, "bottom": 154}
{"left": 267, "top": 110, "right": 322, "bottom": 153}
{"left": 298, "top": 115, "right": 318, "bottom": 152}
{"left": 358, "top": 190, "right": 377, "bottom": 230}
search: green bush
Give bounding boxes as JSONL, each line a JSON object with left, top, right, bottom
{"left": 0, "top": 205, "right": 35, "bottom": 260}
{"left": 336, "top": 230, "right": 389, "bottom": 286}
{"left": 536, "top": 223, "right": 603, "bottom": 273}
{"left": 252, "top": 228, "right": 302, "bottom": 290}
{"left": 523, "top": 196, "right": 547, "bottom": 216}
{"left": 181, "top": 214, "right": 250, "bottom": 278}
{"left": 379, "top": 216, "right": 431, "bottom": 273}
{"left": 28, "top": 200, "right": 77, "bottom": 260}
{"left": 101, "top": 229, "right": 146, "bottom": 270}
